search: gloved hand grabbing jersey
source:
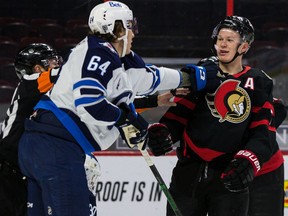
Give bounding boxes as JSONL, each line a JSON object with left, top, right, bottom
{"left": 115, "top": 103, "right": 149, "bottom": 150}
{"left": 180, "top": 56, "right": 225, "bottom": 92}
{"left": 221, "top": 150, "right": 262, "bottom": 192}
{"left": 147, "top": 123, "right": 173, "bottom": 156}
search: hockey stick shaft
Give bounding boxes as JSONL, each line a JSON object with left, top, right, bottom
{"left": 140, "top": 149, "right": 183, "bottom": 216}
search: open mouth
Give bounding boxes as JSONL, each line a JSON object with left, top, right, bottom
{"left": 219, "top": 50, "right": 229, "bottom": 55}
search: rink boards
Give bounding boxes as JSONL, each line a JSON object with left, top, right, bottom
{"left": 94, "top": 149, "right": 288, "bottom": 216}
{"left": 94, "top": 124, "right": 288, "bottom": 215}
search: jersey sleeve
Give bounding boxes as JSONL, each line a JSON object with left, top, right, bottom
{"left": 134, "top": 95, "right": 158, "bottom": 108}
{"left": 122, "top": 52, "right": 182, "bottom": 96}
{"left": 273, "top": 98, "right": 287, "bottom": 128}
{"left": 159, "top": 93, "right": 198, "bottom": 142}
{"left": 244, "top": 73, "right": 276, "bottom": 164}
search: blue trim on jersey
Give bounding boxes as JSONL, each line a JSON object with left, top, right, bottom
{"left": 178, "top": 70, "right": 183, "bottom": 87}
{"left": 129, "top": 103, "right": 137, "bottom": 116}
{"left": 73, "top": 79, "right": 105, "bottom": 91}
{"left": 151, "top": 67, "right": 160, "bottom": 91}
{"left": 145, "top": 64, "right": 161, "bottom": 95}
{"left": 75, "top": 96, "right": 105, "bottom": 107}
{"left": 73, "top": 79, "right": 107, "bottom": 107}
{"left": 112, "top": 91, "right": 133, "bottom": 105}
{"left": 34, "top": 99, "right": 97, "bottom": 155}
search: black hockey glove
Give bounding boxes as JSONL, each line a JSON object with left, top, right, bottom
{"left": 147, "top": 123, "right": 173, "bottom": 156}
{"left": 221, "top": 150, "right": 262, "bottom": 192}
{"left": 197, "top": 56, "right": 219, "bottom": 65}
{"left": 180, "top": 56, "right": 224, "bottom": 92}
{"left": 116, "top": 103, "right": 149, "bottom": 150}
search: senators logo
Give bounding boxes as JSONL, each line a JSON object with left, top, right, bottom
{"left": 205, "top": 80, "right": 251, "bottom": 123}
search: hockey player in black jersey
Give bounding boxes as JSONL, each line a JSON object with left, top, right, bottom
{"left": 147, "top": 16, "right": 286, "bottom": 216}
{"left": 0, "top": 43, "right": 62, "bottom": 216}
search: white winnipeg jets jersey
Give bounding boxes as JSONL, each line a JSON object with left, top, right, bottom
{"left": 42, "top": 35, "right": 181, "bottom": 150}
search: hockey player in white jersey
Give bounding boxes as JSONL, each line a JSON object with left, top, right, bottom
{"left": 17, "top": 1, "right": 220, "bottom": 216}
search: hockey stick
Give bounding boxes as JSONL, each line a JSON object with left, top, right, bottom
{"left": 139, "top": 149, "right": 183, "bottom": 216}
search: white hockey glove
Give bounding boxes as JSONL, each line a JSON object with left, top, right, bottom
{"left": 84, "top": 154, "right": 101, "bottom": 196}
{"left": 120, "top": 124, "right": 148, "bottom": 150}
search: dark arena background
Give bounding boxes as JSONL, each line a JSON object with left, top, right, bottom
{"left": 0, "top": 0, "right": 288, "bottom": 215}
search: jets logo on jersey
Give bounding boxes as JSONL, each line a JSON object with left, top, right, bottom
{"left": 205, "top": 79, "right": 251, "bottom": 123}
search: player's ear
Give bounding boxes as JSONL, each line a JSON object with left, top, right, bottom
{"left": 240, "top": 42, "right": 250, "bottom": 54}
{"left": 33, "top": 65, "right": 44, "bottom": 73}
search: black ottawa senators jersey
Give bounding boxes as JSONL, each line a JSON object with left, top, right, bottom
{"left": 161, "top": 66, "right": 283, "bottom": 175}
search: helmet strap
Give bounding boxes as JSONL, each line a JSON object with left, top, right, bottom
{"left": 117, "top": 28, "right": 128, "bottom": 57}
{"left": 218, "top": 43, "right": 244, "bottom": 65}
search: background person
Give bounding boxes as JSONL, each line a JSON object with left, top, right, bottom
{"left": 0, "top": 43, "right": 62, "bottom": 216}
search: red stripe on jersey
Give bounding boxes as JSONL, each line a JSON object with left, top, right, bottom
{"left": 177, "top": 98, "right": 196, "bottom": 110}
{"left": 263, "top": 101, "right": 274, "bottom": 110}
{"left": 256, "top": 150, "right": 284, "bottom": 176}
{"left": 265, "top": 101, "right": 275, "bottom": 116}
{"left": 268, "top": 125, "right": 276, "bottom": 132}
{"left": 252, "top": 101, "right": 274, "bottom": 115}
{"left": 183, "top": 130, "right": 225, "bottom": 161}
{"left": 173, "top": 97, "right": 183, "bottom": 103}
{"left": 164, "top": 112, "right": 188, "bottom": 126}
{"left": 232, "top": 66, "right": 251, "bottom": 78}
{"left": 249, "top": 119, "right": 276, "bottom": 132}
{"left": 251, "top": 106, "right": 261, "bottom": 113}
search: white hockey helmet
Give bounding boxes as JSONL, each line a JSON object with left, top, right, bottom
{"left": 88, "top": 1, "right": 133, "bottom": 35}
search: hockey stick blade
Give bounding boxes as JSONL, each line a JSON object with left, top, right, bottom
{"left": 140, "top": 149, "right": 183, "bottom": 216}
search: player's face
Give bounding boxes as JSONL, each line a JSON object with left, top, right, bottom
{"left": 124, "top": 20, "right": 135, "bottom": 55}
{"left": 34, "top": 56, "right": 63, "bottom": 73}
{"left": 215, "top": 28, "right": 242, "bottom": 63}
{"left": 47, "top": 56, "right": 63, "bottom": 69}
{"left": 125, "top": 29, "right": 135, "bottom": 55}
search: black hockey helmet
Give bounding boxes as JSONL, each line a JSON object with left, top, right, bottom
{"left": 14, "top": 43, "right": 61, "bottom": 79}
{"left": 211, "top": 16, "right": 255, "bottom": 45}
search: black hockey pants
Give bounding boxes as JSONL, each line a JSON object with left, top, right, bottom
{"left": 0, "top": 160, "right": 27, "bottom": 216}
{"left": 166, "top": 159, "right": 284, "bottom": 216}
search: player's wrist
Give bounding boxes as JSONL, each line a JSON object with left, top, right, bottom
{"left": 234, "top": 150, "right": 261, "bottom": 175}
